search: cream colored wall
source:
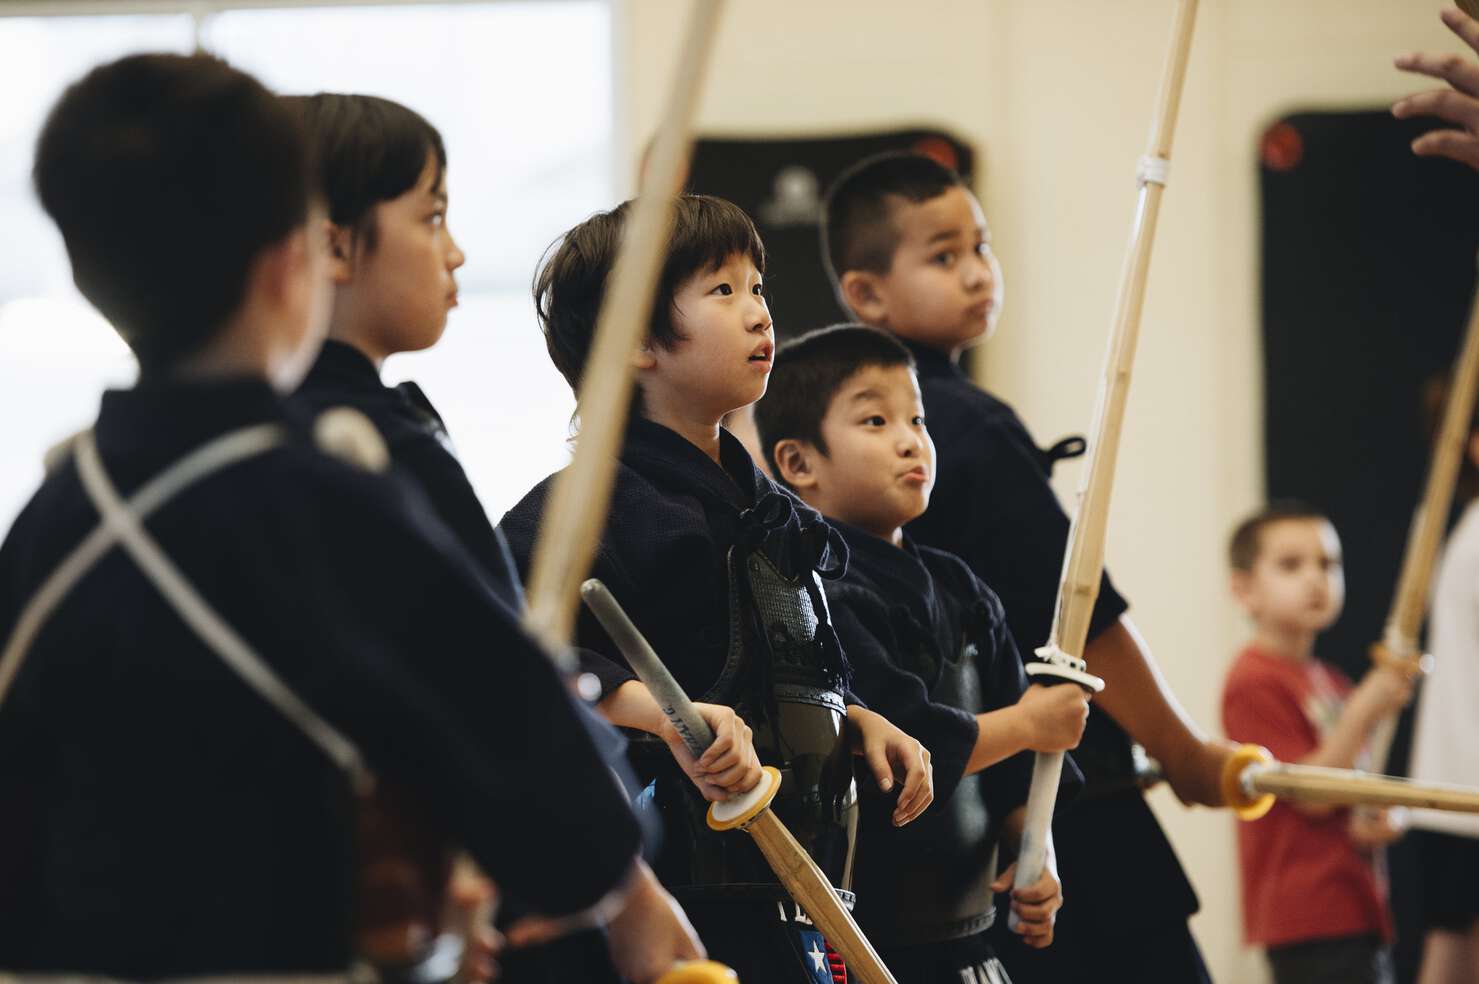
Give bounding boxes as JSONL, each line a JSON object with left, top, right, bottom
{"left": 617, "top": 2, "right": 1465, "bottom": 980}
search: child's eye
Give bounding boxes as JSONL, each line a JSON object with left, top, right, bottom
{"left": 751, "top": 282, "right": 765, "bottom": 296}
{"left": 912, "top": 415, "right": 927, "bottom": 427}
{"left": 428, "top": 211, "right": 446, "bottom": 227}
{"left": 863, "top": 415, "right": 886, "bottom": 427}
{"left": 975, "top": 242, "right": 992, "bottom": 257}
{"left": 932, "top": 251, "right": 955, "bottom": 267}
{"left": 711, "top": 283, "right": 733, "bottom": 296}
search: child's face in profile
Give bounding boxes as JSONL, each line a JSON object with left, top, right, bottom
{"left": 861, "top": 187, "right": 1002, "bottom": 354}
{"left": 1236, "top": 518, "right": 1346, "bottom": 633}
{"left": 335, "top": 153, "right": 465, "bottom": 357}
{"left": 642, "top": 252, "right": 774, "bottom": 424}
{"left": 786, "top": 363, "right": 935, "bottom": 544}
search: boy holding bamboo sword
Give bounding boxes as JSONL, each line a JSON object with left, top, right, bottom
{"left": 753, "top": 322, "right": 1087, "bottom": 983}
{"left": 498, "top": 194, "right": 934, "bottom": 982}
{"left": 0, "top": 53, "right": 669, "bottom": 981}
{"left": 1222, "top": 503, "right": 1411, "bottom": 984}
{"left": 819, "top": 150, "right": 1225, "bottom": 982}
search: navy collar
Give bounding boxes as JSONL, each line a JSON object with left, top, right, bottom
{"left": 833, "top": 517, "right": 941, "bottom": 622}
{"left": 620, "top": 416, "right": 763, "bottom": 512}
{"left": 900, "top": 338, "right": 963, "bottom": 382}
{"left": 302, "top": 339, "right": 382, "bottom": 392}
{"left": 95, "top": 376, "right": 293, "bottom": 468}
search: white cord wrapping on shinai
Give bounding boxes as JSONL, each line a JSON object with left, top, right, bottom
{"left": 0, "top": 425, "right": 374, "bottom": 795}
{"left": 1137, "top": 155, "right": 1171, "bottom": 187}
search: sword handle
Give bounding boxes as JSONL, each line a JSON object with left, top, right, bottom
{"left": 581, "top": 579, "right": 715, "bottom": 758}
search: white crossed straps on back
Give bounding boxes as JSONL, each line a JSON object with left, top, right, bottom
{"left": 0, "top": 425, "right": 374, "bottom": 795}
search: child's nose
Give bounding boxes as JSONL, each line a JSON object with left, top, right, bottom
{"left": 446, "top": 229, "right": 466, "bottom": 270}
{"left": 746, "top": 297, "right": 771, "bottom": 332}
{"left": 964, "top": 257, "right": 989, "bottom": 290}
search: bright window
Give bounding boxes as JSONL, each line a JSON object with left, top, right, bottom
{"left": 0, "top": 2, "right": 612, "bottom": 528}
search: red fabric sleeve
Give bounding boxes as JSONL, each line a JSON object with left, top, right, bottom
{"left": 1222, "top": 661, "right": 1316, "bottom": 764}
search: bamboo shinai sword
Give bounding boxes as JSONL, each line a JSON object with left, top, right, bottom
{"left": 465, "top": 3, "right": 734, "bottom": 977}
{"left": 1009, "top": 0, "right": 1200, "bottom": 928}
{"left": 1221, "top": 743, "right": 1479, "bottom": 820}
{"left": 522, "top": 0, "right": 727, "bottom": 662}
{"left": 1362, "top": 277, "right": 1479, "bottom": 774}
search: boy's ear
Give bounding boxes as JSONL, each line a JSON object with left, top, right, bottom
{"left": 630, "top": 339, "right": 658, "bottom": 371}
{"left": 324, "top": 219, "right": 356, "bottom": 284}
{"left": 773, "top": 438, "right": 821, "bottom": 492}
{"left": 839, "top": 270, "right": 889, "bottom": 325}
{"left": 1228, "top": 569, "right": 1256, "bottom": 612}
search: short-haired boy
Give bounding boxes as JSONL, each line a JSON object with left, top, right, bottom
{"left": 0, "top": 54, "right": 653, "bottom": 978}
{"left": 822, "top": 150, "right": 1229, "bottom": 981}
{"left": 1222, "top": 503, "right": 1411, "bottom": 984}
{"left": 498, "top": 195, "right": 934, "bottom": 982}
{"left": 755, "top": 323, "right": 1089, "bottom": 983}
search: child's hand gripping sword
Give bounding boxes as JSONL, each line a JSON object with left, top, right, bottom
{"left": 581, "top": 578, "right": 901, "bottom": 984}
{"left": 1362, "top": 277, "right": 1479, "bottom": 775}
{"left": 1220, "top": 744, "right": 1479, "bottom": 820}
{"left": 1009, "top": 0, "right": 1200, "bottom": 932}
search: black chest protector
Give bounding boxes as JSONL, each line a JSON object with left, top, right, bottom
{"left": 639, "top": 493, "right": 857, "bottom": 904}
{"left": 854, "top": 599, "right": 1002, "bottom": 945}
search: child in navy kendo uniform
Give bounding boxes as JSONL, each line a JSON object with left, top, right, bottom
{"left": 286, "top": 92, "right": 692, "bottom": 983}
{"left": 821, "top": 151, "right": 1229, "bottom": 982}
{"left": 0, "top": 54, "right": 668, "bottom": 980}
{"left": 499, "top": 195, "right": 936, "bottom": 983}
{"left": 755, "top": 323, "right": 1088, "bottom": 984}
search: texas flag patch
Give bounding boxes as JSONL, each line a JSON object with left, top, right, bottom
{"left": 794, "top": 928, "right": 847, "bottom": 984}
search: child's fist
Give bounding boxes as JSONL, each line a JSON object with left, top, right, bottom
{"left": 990, "top": 861, "right": 1063, "bottom": 949}
{"left": 658, "top": 703, "right": 763, "bottom": 802}
{"left": 1019, "top": 683, "right": 1091, "bottom": 753}
{"left": 1348, "top": 806, "right": 1407, "bottom": 849}
{"left": 1353, "top": 665, "right": 1415, "bottom": 721}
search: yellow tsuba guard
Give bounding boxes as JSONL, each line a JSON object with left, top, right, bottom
{"left": 655, "top": 960, "right": 740, "bottom": 984}
{"left": 1222, "top": 743, "right": 1276, "bottom": 821}
{"left": 707, "top": 765, "right": 781, "bottom": 832}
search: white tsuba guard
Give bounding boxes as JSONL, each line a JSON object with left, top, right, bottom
{"left": 708, "top": 765, "right": 781, "bottom": 831}
{"left": 1026, "top": 644, "right": 1106, "bottom": 693}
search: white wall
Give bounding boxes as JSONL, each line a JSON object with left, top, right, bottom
{"left": 617, "top": 2, "right": 1467, "bottom": 980}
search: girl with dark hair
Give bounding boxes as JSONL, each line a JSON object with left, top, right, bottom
{"left": 289, "top": 93, "right": 704, "bottom": 984}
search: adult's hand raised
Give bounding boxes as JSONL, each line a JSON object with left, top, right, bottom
{"left": 1394, "top": 6, "right": 1479, "bottom": 170}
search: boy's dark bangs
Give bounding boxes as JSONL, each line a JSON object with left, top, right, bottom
{"left": 665, "top": 196, "right": 766, "bottom": 285}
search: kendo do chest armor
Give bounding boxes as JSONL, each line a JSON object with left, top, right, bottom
{"left": 639, "top": 492, "right": 858, "bottom": 905}
{"left": 851, "top": 594, "right": 1002, "bottom": 945}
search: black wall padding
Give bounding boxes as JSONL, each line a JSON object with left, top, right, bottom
{"left": 1261, "top": 109, "right": 1479, "bottom": 984}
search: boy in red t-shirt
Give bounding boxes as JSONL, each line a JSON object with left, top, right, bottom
{"left": 1221, "top": 502, "right": 1414, "bottom": 984}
